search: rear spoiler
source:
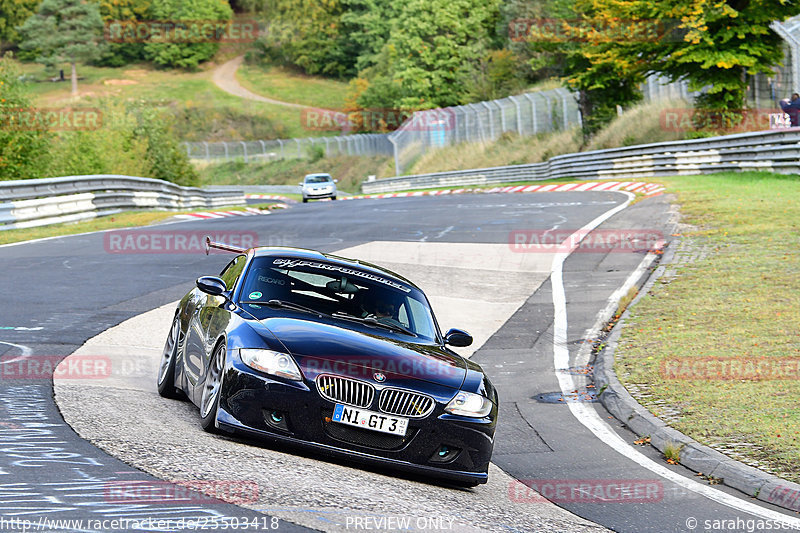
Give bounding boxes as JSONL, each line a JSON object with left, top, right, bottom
{"left": 205, "top": 236, "right": 247, "bottom": 255}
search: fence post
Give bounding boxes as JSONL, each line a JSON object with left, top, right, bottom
{"left": 203, "top": 142, "right": 210, "bottom": 160}
{"left": 508, "top": 96, "right": 523, "bottom": 135}
{"left": 542, "top": 93, "right": 553, "bottom": 131}
{"left": 277, "top": 139, "right": 284, "bottom": 159}
{"left": 259, "top": 140, "right": 266, "bottom": 159}
{"left": 324, "top": 138, "right": 330, "bottom": 156}
{"left": 481, "top": 101, "right": 495, "bottom": 139}
{"left": 558, "top": 89, "right": 569, "bottom": 129}
{"left": 523, "top": 93, "right": 538, "bottom": 134}
{"left": 296, "top": 139, "right": 302, "bottom": 158}
{"left": 389, "top": 135, "right": 400, "bottom": 176}
{"left": 240, "top": 141, "right": 248, "bottom": 162}
{"left": 223, "top": 142, "right": 229, "bottom": 160}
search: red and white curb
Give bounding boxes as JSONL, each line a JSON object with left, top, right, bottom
{"left": 245, "top": 194, "right": 297, "bottom": 203}
{"left": 174, "top": 207, "right": 267, "bottom": 220}
{"left": 342, "top": 181, "right": 665, "bottom": 200}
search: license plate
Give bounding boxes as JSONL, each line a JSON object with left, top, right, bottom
{"left": 332, "top": 404, "right": 409, "bottom": 436}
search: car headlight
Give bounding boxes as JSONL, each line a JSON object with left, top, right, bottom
{"left": 239, "top": 349, "right": 302, "bottom": 381}
{"left": 444, "top": 391, "right": 492, "bottom": 418}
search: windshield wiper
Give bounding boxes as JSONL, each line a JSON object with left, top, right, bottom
{"left": 249, "top": 299, "right": 327, "bottom": 318}
{"left": 332, "top": 312, "right": 417, "bottom": 337}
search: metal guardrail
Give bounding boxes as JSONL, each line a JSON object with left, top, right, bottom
{"left": 361, "top": 129, "right": 800, "bottom": 193}
{"left": 0, "top": 175, "right": 245, "bottom": 230}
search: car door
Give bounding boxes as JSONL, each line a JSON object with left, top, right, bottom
{"left": 185, "top": 255, "right": 247, "bottom": 400}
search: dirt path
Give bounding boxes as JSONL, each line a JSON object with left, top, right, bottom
{"left": 211, "top": 56, "right": 307, "bottom": 109}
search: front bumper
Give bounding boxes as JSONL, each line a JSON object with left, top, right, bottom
{"left": 217, "top": 352, "right": 496, "bottom": 484}
{"left": 303, "top": 189, "right": 335, "bottom": 199}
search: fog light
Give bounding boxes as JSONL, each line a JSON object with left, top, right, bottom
{"left": 429, "top": 444, "right": 461, "bottom": 463}
{"left": 263, "top": 409, "right": 290, "bottom": 432}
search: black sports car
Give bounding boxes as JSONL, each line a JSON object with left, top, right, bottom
{"left": 157, "top": 238, "right": 498, "bottom": 485}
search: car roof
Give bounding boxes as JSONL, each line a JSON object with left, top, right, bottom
{"left": 304, "top": 173, "right": 331, "bottom": 178}
{"left": 250, "top": 247, "right": 419, "bottom": 290}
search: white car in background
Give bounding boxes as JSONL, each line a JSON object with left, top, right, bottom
{"left": 300, "top": 173, "right": 337, "bottom": 203}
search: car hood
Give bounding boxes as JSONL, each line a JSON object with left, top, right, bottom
{"left": 256, "top": 316, "right": 466, "bottom": 390}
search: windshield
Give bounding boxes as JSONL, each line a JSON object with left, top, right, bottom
{"left": 239, "top": 256, "right": 438, "bottom": 341}
{"left": 305, "top": 175, "right": 331, "bottom": 184}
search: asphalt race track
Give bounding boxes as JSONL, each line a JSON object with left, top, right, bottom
{"left": 2, "top": 192, "right": 799, "bottom": 532}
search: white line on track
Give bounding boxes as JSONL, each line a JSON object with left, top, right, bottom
{"left": 550, "top": 192, "right": 800, "bottom": 526}
{"left": 0, "top": 340, "right": 33, "bottom": 365}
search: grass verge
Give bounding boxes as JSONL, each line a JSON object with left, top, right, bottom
{"left": 0, "top": 204, "right": 274, "bottom": 246}
{"left": 614, "top": 171, "right": 800, "bottom": 482}
{"left": 236, "top": 63, "right": 349, "bottom": 110}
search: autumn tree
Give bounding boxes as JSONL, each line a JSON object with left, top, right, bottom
{"left": 0, "top": 0, "right": 39, "bottom": 48}
{"left": 18, "top": 0, "right": 106, "bottom": 97}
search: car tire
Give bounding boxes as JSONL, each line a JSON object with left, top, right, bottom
{"left": 302, "top": 198, "right": 308, "bottom": 203}
{"left": 200, "top": 342, "right": 226, "bottom": 433}
{"left": 157, "top": 316, "right": 182, "bottom": 399}
{"left": 331, "top": 196, "right": 337, "bottom": 201}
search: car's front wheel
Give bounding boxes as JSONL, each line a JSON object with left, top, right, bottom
{"left": 200, "top": 342, "right": 226, "bottom": 433}
{"left": 157, "top": 317, "right": 182, "bottom": 399}
{"left": 302, "top": 197, "right": 308, "bottom": 203}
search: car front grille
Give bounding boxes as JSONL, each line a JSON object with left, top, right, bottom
{"left": 379, "top": 388, "right": 435, "bottom": 418}
{"left": 316, "top": 374, "right": 375, "bottom": 409}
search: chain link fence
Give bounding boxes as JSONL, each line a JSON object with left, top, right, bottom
{"left": 387, "top": 87, "right": 581, "bottom": 175}
{"left": 644, "top": 17, "right": 798, "bottom": 106}
{"left": 185, "top": 18, "right": 798, "bottom": 174}
{"left": 183, "top": 133, "right": 393, "bottom": 162}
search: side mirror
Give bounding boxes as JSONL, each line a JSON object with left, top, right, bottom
{"left": 196, "top": 276, "right": 227, "bottom": 296}
{"left": 444, "top": 328, "right": 472, "bottom": 347}
{"left": 298, "top": 182, "right": 303, "bottom": 186}
{"left": 333, "top": 179, "right": 338, "bottom": 183}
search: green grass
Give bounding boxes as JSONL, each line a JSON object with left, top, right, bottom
{"left": 614, "top": 171, "right": 800, "bottom": 482}
{"left": 18, "top": 62, "right": 340, "bottom": 140}
{"left": 237, "top": 63, "right": 349, "bottom": 110}
{"left": 0, "top": 204, "right": 273, "bottom": 246}
{"left": 197, "top": 155, "right": 394, "bottom": 193}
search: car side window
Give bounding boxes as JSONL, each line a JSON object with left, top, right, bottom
{"left": 219, "top": 255, "right": 247, "bottom": 289}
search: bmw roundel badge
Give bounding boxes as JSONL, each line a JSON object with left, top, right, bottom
{"left": 373, "top": 372, "right": 386, "bottom": 383}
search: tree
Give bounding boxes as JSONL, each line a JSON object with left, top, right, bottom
{"left": 0, "top": 54, "right": 50, "bottom": 180}
{"left": 18, "top": 0, "right": 106, "bottom": 97}
{"left": 577, "top": 0, "right": 800, "bottom": 120}
{"left": 358, "top": 0, "right": 501, "bottom": 110}
{"left": 142, "top": 0, "right": 233, "bottom": 70}
{"left": 0, "top": 0, "right": 39, "bottom": 48}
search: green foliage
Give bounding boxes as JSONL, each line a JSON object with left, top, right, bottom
{"left": 93, "top": 0, "right": 151, "bottom": 66}
{"left": 0, "top": 54, "right": 50, "bottom": 180}
{"left": 165, "top": 104, "right": 288, "bottom": 142}
{"left": 307, "top": 143, "right": 324, "bottom": 162}
{"left": 357, "top": 0, "right": 501, "bottom": 109}
{"left": 131, "top": 105, "right": 198, "bottom": 186}
{"left": 18, "top": 0, "right": 106, "bottom": 69}
{"left": 142, "top": 0, "right": 232, "bottom": 70}
{"left": 0, "top": 0, "right": 39, "bottom": 46}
